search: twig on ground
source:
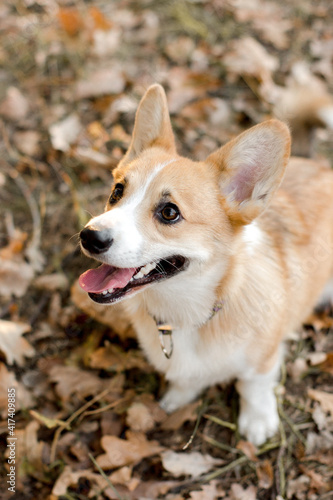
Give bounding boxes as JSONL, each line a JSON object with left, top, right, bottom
{"left": 89, "top": 453, "right": 127, "bottom": 500}
{"left": 183, "top": 401, "right": 208, "bottom": 450}
{"left": 50, "top": 388, "right": 110, "bottom": 462}
{"left": 201, "top": 438, "right": 281, "bottom": 483}
{"left": 201, "top": 434, "right": 240, "bottom": 455}
{"left": 203, "top": 414, "right": 237, "bottom": 431}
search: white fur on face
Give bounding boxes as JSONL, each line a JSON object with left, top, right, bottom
{"left": 85, "top": 158, "right": 178, "bottom": 267}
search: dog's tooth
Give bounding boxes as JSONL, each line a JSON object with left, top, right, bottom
{"left": 107, "top": 288, "right": 114, "bottom": 294}
{"left": 141, "top": 264, "right": 150, "bottom": 275}
{"left": 141, "top": 262, "right": 156, "bottom": 276}
{"left": 102, "top": 290, "right": 108, "bottom": 295}
{"left": 133, "top": 262, "right": 156, "bottom": 280}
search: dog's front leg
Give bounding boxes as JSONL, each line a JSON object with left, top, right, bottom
{"left": 236, "top": 358, "right": 280, "bottom": 446}
{"left": 160, "top": 380, "right": 205, "bottom": 413}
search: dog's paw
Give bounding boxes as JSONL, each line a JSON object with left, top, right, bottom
{"left": 160, "top": 385, "right": 198, "bottom": 413}
{"left": 238, "top": 405, "right": 279, "bottom": 446}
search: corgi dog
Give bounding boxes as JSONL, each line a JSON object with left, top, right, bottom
{"left": 79, "top": 84, "right": 333, "bottom": 446}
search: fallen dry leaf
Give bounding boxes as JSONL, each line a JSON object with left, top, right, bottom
{"left": 189, "top": 480, "right": 222, "bottom": 500}
{"left": 0, "top": 362, "right": 34, "bottom": 417}
{"left": 109, "top": 465, "right": 132, "bottom": 485}
{"left": 49, "top": 113, "right": 83, "bottom": 152}
{"left": 71, "top": 280, "right": 135, "bottom": 338}
{"left": 300, "top": 465, "right": 329, "bottom": 492}
{"left": 13, "top": 130, "right": 41, "bottom": 156}
{"left": 236, "top": 440, "right": 258, "bottom": 461}
{"left": 48, "top": 365, "right": 107, "bottom": 402}
{"left": 89, "top": 343, "right": 147, "bottom": 372}
{"left": 126, "top": 402, "right": 155, "bottom": 432}
{"left": 33, "top": 273, "right": 69, "bottom": 291}
{"left": 52, "top": 466, "right": 108, "bottom": 497}
{"left": 253, "top": 17, "right": 292, "bottom": 50}
{"left": 230, "top": 483, "right": 257, "bottom": 500}
{"left": 0, "top": 319, "right": 34, "bottom": 365}
{"left": 0, "top": 256, "right": 34, "bottom": 298}
{"left": 160, "top": 401, "right": 200, "bottom": 430}
{"left": 0, "top": 86, "right": 29, "bottom": 121}
{"left": 0, "top": 226, "right": 35, "bottom": 297}
{"left": 5, "top": 421, "right": 46, "bottom": 486}
{"left": 75, "top": 67, "right": 125, "bottom": 99}
{"left": 222, "top": 37, "right": 278, "bottom": 84}
{"left": 89, "top": 6, "right": 112, "bottom": 31}
{"left": 161, "top": 450, "right": 223, "bottom": 478}
{"left": 308, "top": 389, "right": 333, "bottom": 418}
{"left": 286, "top": 474, "right": 310, "bottom": 500}
{"left": 96, "top": 431, "right": 164, "bottom": 469}
{"left": 57, "top": 7, "right": 83, "bottom": 36}
{"left": 256, "top": 459, "right": 274, "bottom": 489}
{"left": 317, "top": 352, "right": 333, "bottom": 375}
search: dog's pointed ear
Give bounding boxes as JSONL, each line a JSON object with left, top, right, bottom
{"left": 123, "top": 84, "right": 176, "bottom": 162}
{"left": 207, "top": 120, "right": 291, "bottom": 224}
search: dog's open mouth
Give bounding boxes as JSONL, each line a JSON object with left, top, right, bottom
{"left": 79, "top": 255, "right": 188, "bottom": 304}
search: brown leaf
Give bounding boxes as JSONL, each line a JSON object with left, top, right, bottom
{"left": 0, "top": 256, "right": 34, "bottom": 298}
{"left": 48, "top": 365, "right": 106, "bottom": 402}
{"left": 189, "top": 481, "right": 221, "bottom": 500}
{"left": 52, "top": 466, "right": 108, "bottom": 497}
{"left": 161, "top": 450, "right": 223, "bottom": 478}
{"left": 126, "top": 402, "right": 155, "bottom": 432}
{"left": 286, "top": 475, "right": 310, "bottom": 499}
{"left": 299, "top": 465, "right": 329, "bottom": 492}
{"left": 0, "top": 362, "right": 34, "bottom": 417}
{"left": 96, "top": 431, "right": 164, "bottom": 469}
{"left": 89, "top": 343, "right": 147, "bottom": 372}
{"left": 49, "top": 113, "right": 83, "bottom": 152}
{"left": 305, "top": 313, "right": 333, "bottom": 332}
{"left": 109, "top": 466, "right": 140, "bottom": 491}
{"left": 13, "top": 130, "right": 42, "bottom": 157}
{"left": 308, "top": 389, "right": 333, "bottom": 418}
{"left": 161, "top": 401, "right": 200, "bottom": 430}
{"left": 89, "top": 6, "right": 112, "bottom": 31}
{"left": 256, "top": 460, "right": 274, "bottom": 489}
{"left": 253, "top": 18, "right": 292, "bottom": 50}
{"left": 0, "top": 320, "right": 34, "bottom": 365}
{"left": 5, "top": 421, "right": 45, "bottom": 487}
{"left": 236, "top": 440, "right": 258, "bottom": 461}
{"left": 230, "top": 483, "right": 257, "bottom": 500}
{"left": 34, "top": 273, "right": 69, "bottom": 291}
{"left": 0, "top": 87, "right": 29, "bottom": 121}
{"left": 317, "top": 352, "right": 333, "bottom": 375}
{"left": 222, "top": 37, "right": 278, "bottom": 83}
{"left": 75, "top": 67, "right": 125, "bottom": 99}
{"left": 57, "top": 8, "right": 83, "bottom": 37}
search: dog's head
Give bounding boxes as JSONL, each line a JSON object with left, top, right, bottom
{"left": 79, "top": 84, "right": 290, "bottom": 306}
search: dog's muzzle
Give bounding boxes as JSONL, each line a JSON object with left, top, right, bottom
{"left": 80, "top": 227, "right": 113, "bottom": 255}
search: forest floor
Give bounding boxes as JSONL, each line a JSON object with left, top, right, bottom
{"left": 0, "top": 1, "right": 333, "bottom": 499}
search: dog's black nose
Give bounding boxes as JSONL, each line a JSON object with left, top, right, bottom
{"left": 80, "top": 227, "right": 113, "bottom": 254}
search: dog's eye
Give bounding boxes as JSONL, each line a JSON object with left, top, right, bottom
{"left": 159, "top": 203, "right": 181, "bottom": 224}
{"left": 109, "top": 183, "right": 124, "bottom": 204}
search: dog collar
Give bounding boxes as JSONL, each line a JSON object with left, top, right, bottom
{"left": 156, "top": 300, "right": 224, "bottom": 359}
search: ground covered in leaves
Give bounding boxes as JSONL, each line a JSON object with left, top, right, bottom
{"left": 1, "top": 1, "right": 333, "bottom": 499}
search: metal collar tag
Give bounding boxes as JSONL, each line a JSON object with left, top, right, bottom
{"left": 157, "top": 323, "right": 173, "bottom": 359}
{"left": 155, "top": 301, "right": 223, "bottom": 360}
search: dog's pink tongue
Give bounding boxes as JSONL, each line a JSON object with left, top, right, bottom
{"left": 79, "top": 264, "right": 136, "bottom": 293}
